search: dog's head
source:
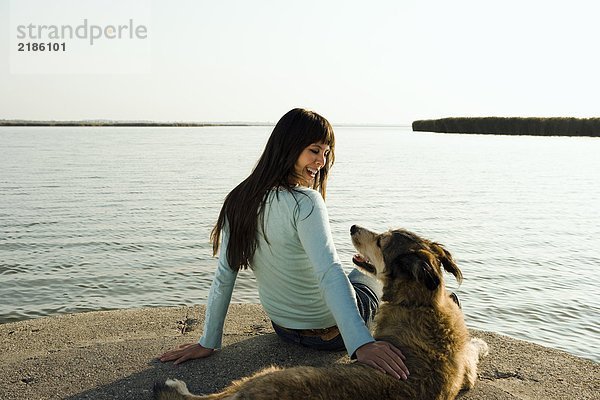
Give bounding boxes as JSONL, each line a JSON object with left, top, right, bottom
{"left": 351, "top": 225, "right": 462, "bottom": 303}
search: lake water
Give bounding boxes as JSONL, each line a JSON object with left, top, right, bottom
{"left": 1, "top": 126, "right": 598, "bottom": 363}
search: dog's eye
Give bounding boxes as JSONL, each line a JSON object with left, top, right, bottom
{"left": 376, "top": 237, "right": 381, "bottom": 248}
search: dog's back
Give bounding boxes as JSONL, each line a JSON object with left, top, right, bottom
{"left": 373, "top": 299, "right": 475, "bottom": 398}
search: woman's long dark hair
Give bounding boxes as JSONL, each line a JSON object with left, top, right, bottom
{"left": 210, "top": 108, "right": 335, "bottom": 271}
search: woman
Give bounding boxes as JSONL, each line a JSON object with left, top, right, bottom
{"left": 159, "top": 108, "right": 409, "bottom": 380}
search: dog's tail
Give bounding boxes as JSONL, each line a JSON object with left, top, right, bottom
{"left": 153, "top": 379, "right": 232, "bottom": 400}
{"left": 153, "top": 379, "right": 194, "bottom": 400}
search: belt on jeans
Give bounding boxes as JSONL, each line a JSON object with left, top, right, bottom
{"left": 279, "top": 325, "right": 340, "bottom": 341}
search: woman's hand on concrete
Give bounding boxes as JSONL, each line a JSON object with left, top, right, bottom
{"left": 355, "top": 341, "right": 409, "bottom": 380}
{"left": 159, "top": 342, "right": 215, "bottom": 365}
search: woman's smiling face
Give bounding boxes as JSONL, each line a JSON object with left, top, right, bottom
{"left": 293, "top": 142, "right": 331, "bottom": 187}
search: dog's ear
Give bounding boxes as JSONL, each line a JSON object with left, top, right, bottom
{"left": 390, "top": 250, "right": 441, "bottom": 291}
{"left": 430, "top": 242, "right": 463, "bottom": 284}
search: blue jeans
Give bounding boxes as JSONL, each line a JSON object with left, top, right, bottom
{"left": 271, "top": 268, "right": 382, "bottom": 352}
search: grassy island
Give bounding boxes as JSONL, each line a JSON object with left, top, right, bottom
{"left": 412, "top": 117, "right": 600, "bottom": 137}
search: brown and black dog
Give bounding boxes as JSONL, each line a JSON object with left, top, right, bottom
{"left": 154, "top": 225, "right": 488, "bottom": 400}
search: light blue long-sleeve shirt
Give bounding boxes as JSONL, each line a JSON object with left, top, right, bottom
{"left": 198, "top": 187, "right": 374, "bottom": 357}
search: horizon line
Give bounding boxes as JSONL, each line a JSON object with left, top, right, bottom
{"left": 0, "top": 119, "right": 412, "bottom": 128}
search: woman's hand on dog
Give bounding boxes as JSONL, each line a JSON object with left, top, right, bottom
{"left": 355, "top": 341, "right": 409, "bottom": 380}
{"left": 159, "top": 342, "right": 215, "bottom": 365}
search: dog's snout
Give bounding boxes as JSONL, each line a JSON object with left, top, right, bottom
{"left": 350, "top": 225, "right": 359, "bottom": 235}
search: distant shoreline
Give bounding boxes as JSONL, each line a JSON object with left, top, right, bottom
{"left": 412, "top": 117, "right": 600, "bottom": 137}
{"left": 0, "top": 120, "right": 271, "bottom": 127}
{"left": 0, "top": 120, "right": 409, "bottom": 128}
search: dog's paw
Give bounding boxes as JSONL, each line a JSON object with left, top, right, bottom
{"left": 470, "top": 337, "right": 489, "bottom": 359}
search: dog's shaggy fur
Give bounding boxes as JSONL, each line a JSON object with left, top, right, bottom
{"left": 154, "top": 226, "right": 488, "bottom": 400}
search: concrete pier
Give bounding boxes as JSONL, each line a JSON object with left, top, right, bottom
{"left": 0, "top": 304, "right": 597, "bottom": 399}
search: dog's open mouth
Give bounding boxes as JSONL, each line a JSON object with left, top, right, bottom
{"left": 352, "top": 253, "right": 376, "bottom": 274}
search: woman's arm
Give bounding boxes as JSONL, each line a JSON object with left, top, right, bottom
{"left": 159, "top": 226, "right": 238, "bottom": 364}
{"left": 296, "top": 190, "right": 409, "bottom": 379}
{"left": 295, "top": 191, "right": 373, "bottom": 355}
{"left": 198, "top": 226, "right": 238, "bottom": 349}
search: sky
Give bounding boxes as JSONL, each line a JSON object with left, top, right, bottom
{"left": 1, "top": 0, "right": 599, "bottom": 125}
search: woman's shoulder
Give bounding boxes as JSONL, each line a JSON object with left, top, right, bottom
{"left": 293, "top": 186, "right": 321, "bottom": 196}
{"left": 269, "top": 185, "right": 320, "bottom": 196}
{"left": 268, "top": 186, "right": 324, "bottom": 212}
{"left": 287, "top": 186, "right": 323, "bottom": 202}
